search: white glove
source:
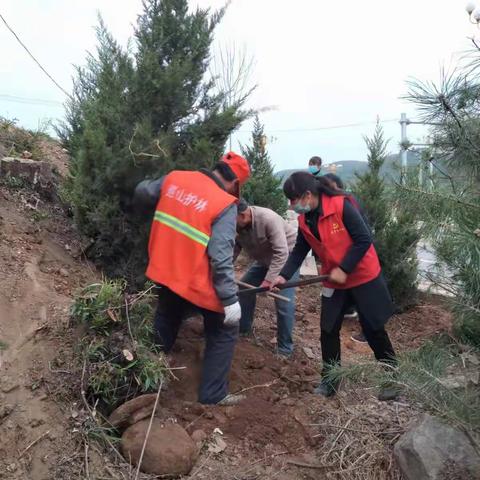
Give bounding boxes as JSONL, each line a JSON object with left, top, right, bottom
{"left": 224, "top": 302, "right": 241, "bottom": 326}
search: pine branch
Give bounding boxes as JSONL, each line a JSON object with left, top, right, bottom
{"left": 396, "top": 184, "right": 480, "bottom": 210}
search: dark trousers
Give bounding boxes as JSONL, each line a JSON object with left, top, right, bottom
{"left": 153, "top": 287, "right": 238, "bottom": 404}
{"left": 320, "top": 276, "right": 396, "bottom": 374}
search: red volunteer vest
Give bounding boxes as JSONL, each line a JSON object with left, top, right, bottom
{"left": 146, "top": 171, "right": 236, "bottom": 312}
{"left": 298, "top": 195, "right": 381, "bottom": 289}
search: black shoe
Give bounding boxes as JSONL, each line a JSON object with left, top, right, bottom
{"left": 378, "top": 382, "right": 401, "bottom": 401}
{"left": 314, "top": 379, "right": 339, "bottom": 397}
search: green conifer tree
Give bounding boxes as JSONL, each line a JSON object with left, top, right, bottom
{"left": 353, "top": 123, "right": 420, "bottom": 311}
{"left": 60, "top": 1, "right": 250, "bottom": 285}
{"left": 240, "top": 116, "right": 287, "bottom": 215}
{"left": 403, "top": 49, "right": 480, "bottom": 345}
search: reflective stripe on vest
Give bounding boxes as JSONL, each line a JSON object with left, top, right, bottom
{"left": 153, "top": 210, "right": 210, "bottom": 247}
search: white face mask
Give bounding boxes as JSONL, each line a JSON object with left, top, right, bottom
{"left": 292, "top": 195, "right": 311, "bottom": 214}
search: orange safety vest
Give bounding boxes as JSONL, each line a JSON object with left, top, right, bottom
{"left": 298, "top": 195, "right": 381, "bottom": 289}
{"left": 146, "top": 170, "right": 236, "bottom": 312}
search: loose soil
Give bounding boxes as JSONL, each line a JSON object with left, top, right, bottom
{"left": 0, "top": 165, "right": 453, "bottom": 479}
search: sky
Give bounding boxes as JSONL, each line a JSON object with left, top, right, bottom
{"left": 0, "top": 0, "right": 476, "bottom": 171}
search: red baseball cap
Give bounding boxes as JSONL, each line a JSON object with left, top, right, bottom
{"left": 221, "top": 151, "right": 251, "bottom": 196}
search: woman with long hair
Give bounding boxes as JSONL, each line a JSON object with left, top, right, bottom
{"left": 271, "top": 172, "right": 398, "bottom": 400}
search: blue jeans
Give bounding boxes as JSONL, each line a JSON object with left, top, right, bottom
{"left": 239, "top": 263, "right": 299, "bottom": 356}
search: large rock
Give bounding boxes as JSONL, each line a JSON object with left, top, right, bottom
{"left": 121, "top": 420, "right": 197, "bottom": 476}
{"left": 0, "top": 157, "right": 57, "bottom": 197}
{"left": 108, "top": 394, "right": 158, "bottom": 431}
{"left": 394, "top": 414, "right": 480, "bottom": 480}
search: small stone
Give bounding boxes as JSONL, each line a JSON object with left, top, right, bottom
{"left": 122, "top": 349, "right": 134, "bottom": 361}
{"left": 205, "top": 411, "right": 214, "bottom": 420}
{"left": 208, "top": 435, "right": 227, "bottom": 454}
{"left": 1, "top": 378, "right": 20, "bottom": 393}
{"left": 108, "top": 394, "right": 159, "bottom": 431}
{"left": 59, "top": 268, "right": 69, "bottom": 278}
{"left": 302, "top": 347, "right": 316, "bottom": 359}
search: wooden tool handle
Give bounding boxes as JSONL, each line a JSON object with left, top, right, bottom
{"left": 238, "top": 275, "right": 329, "bottom": 296}
{"left": 236, "top": 280, "right": 291, "bottom": 302}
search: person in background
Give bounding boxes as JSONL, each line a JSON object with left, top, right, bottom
{"left": 235, "top": 199, "right": 299, "bottom": 357}
{"left": 271, "top": 172, "right": 398, "bottom": 401}
{"left": 323, "top": 173, "right": 369, "bottom": 227}
{"left": 133, "top": 152, "right": 250, "bottom": 405}
{"left": 323, "top": 173, "right": 368, "bottom": 344}
{"left": 308, "top": 156, "right": 322, "bottom": 177}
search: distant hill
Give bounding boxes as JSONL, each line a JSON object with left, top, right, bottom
{"left": 275, "top": 151, "right": 421, "bottom": 186}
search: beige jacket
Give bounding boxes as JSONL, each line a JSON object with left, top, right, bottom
{"left": 236, "top": 206, "right": 297, "bottom": 283}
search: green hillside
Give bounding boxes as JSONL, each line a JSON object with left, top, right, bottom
{"left": 275, "top": 151, "right": 421, "bottom": 186}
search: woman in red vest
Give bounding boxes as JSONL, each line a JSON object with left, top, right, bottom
{"left": 272, "top": 172, "right": 398, "bottom": 400}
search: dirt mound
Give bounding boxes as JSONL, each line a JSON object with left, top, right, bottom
{"left": 159, "top": 323, "right": 320, "bottom": 452}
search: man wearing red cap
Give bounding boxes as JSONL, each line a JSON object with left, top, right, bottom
{"left": 134, "top": 152, "right": 250, "bottom": 405}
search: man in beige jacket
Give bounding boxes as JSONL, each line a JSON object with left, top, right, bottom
{"left": 235, "top": 199, "right": 299, "bottom": 357}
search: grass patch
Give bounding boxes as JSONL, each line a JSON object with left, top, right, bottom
{"left": 327, "top": 337, "right": 480, "bottom": 433}
{"left": 71, "top": 280, "right": 166, "bottom": 414}
{"left": 1, "top": 175, "right": 26, "bottom": 190}
{"left": 0, "top": 116, "right": 50, "bottom": 160}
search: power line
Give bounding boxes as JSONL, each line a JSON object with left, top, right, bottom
{"left": 237, "top": 118, "right": 398, "bottom": 134}
{"left": 0, "top": 93, "right": 63, "bottom": 107}
{"left": 0, "top": 12, "right": 71, "bottom": 98}
{"left": 0, "top": 87, "right": 401, "bottom": 135}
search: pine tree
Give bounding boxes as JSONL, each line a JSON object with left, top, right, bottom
{"left": 60, "top": 1, "right": 250, "bottom": 285}
{"left": 240, "top": 116, "right": 287, "bottom": 215}
{"left": 403, "top": 49, "right": 480, "bottom": 346}
{"left": 353, "top": 123, "right": 420, "bottom": 311}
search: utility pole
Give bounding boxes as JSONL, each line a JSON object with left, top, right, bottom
{"left": 399, "top": 113, "right": 409, "bottom": 184}
{"left": 418, "top": 158, "right": 423, "bottom": 186}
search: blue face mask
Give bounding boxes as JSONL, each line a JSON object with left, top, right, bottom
{"left": 308, "top": 165, "right": 320, "bottom": 175}
{"left": 292, "top": 200, "right": 311, "bottom": 214}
